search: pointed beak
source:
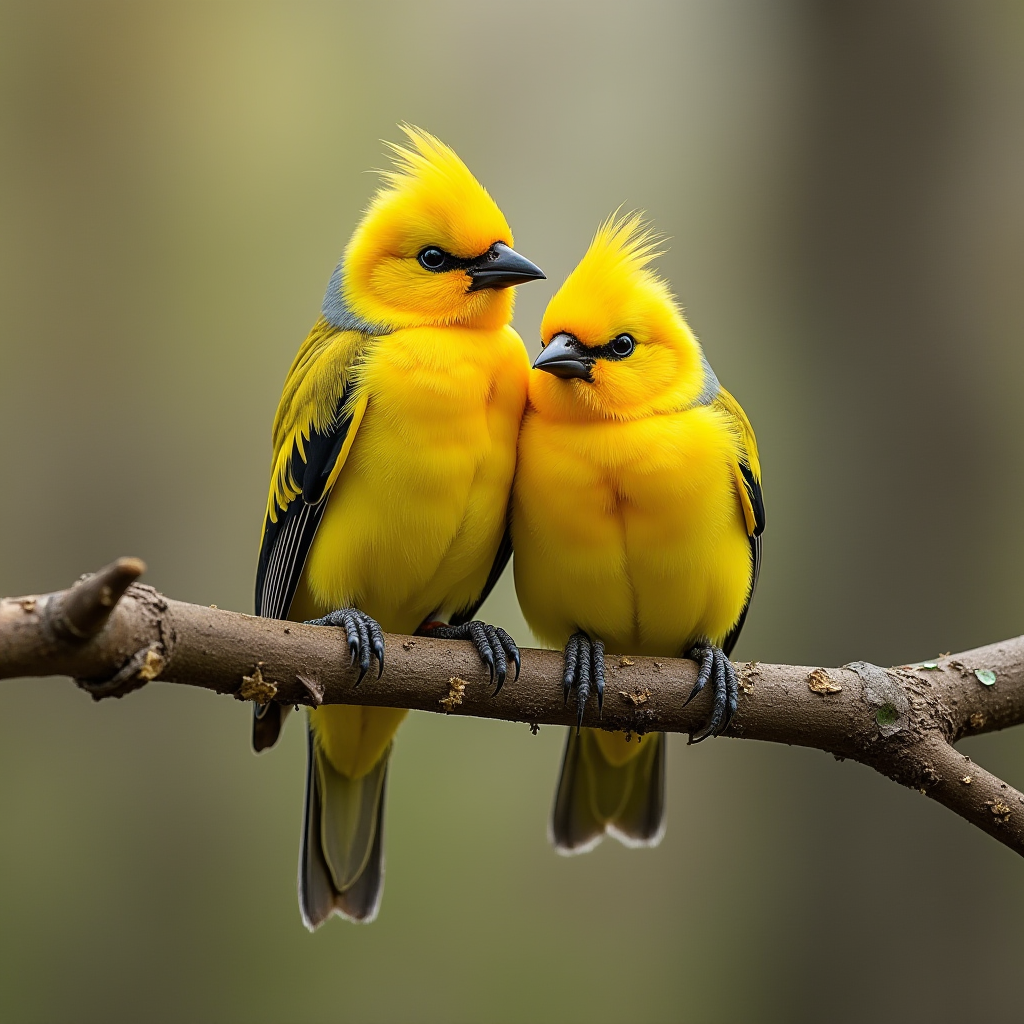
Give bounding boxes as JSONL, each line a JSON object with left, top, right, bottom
{"left": 467, "top": 242, "right": 546, "bottom": 291}
{"left": 532, "top": 332, "right": 593, "bottom": 381}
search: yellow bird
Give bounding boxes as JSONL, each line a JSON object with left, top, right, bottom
{"left": 512, "top": 214, "right": 763, "bottom": 852}
{"left": 254, "top": 127, "right": 544, "bottom": 926}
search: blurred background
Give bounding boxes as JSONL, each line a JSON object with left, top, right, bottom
{"left": 2, "top": 1, "right": 1023, "bottom": 1021}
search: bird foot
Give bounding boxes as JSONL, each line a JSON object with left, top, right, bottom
{"left": 562, "top": 631, "right": 605, "bottom": 732}
{"left": 683, "top": 642, "right": 738, "bottom": 742}
{"left": 419, "top": 620, "right": 520, "bottom": 695}
{"left": 305, "top": 607, "right": 385, "bottom": 685}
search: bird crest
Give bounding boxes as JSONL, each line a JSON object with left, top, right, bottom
{"left": 562, "top": 211, "right": 670, "bottom": 307}
{"left": 339, "top": 126, "right": 517, "bottom": 329}
{"left": 363, "top": 124, "right": 513, "bottom": 257}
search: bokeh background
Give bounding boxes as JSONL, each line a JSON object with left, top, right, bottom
{"left": 2, "top": 2, "right": 1024, "bottom": 1021}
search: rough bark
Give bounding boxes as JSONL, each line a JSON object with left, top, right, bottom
{"left": 3, "top": 559, "right": 1023, "bottom": 855}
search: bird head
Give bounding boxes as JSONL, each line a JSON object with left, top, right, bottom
{"left": 336, "top": 126, "right": 544, "bottom": 331}
{"left": 531, "top": 214, "right": 707, "bottom": 421}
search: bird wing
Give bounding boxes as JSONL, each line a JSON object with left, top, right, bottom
{"left": 713, "top": 386, "right": 765, "bottom": 657}
{"left": 255, "top": 318, "right": 371, "bottom": 620}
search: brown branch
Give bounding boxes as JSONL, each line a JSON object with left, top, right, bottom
{"left": 3, "top": 559, "right": 1024, "bottom": 855}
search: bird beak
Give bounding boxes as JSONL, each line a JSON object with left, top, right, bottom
{"left": 467, "top": 242, "right": 546, "bottom": 291}
{"left": 533, "top": 333, "right": 593, "bottom": 381}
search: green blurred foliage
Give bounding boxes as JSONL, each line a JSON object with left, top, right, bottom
{"left": 2, "top": 2, "right": 1024, "bottom": 1021}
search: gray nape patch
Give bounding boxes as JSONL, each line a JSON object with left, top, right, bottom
{"left": 321, "top": 260, "right": 392, "bottom": 336}
{"left": 692, "top": 350, "right": 721, "bottom": 407}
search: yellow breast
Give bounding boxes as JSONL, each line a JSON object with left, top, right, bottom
{"left": 299, "top": 324, "right": 529, "bottom": 634}
{"left": 513, "top": 404, "right": 751, "bottom": 656}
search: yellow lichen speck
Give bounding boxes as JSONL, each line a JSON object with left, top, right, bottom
{"left": 440, "top": 676, "right": 468, "bottom": 714}
{"left": 808, "top": 668, "right": 842, "bottom": 695}
{"left": 137, "top": 647, "right": 166, "bottom": 682}
{"left": 240, "top": 664, "right": 278, "bottom": 704}
{"left": 619, "top": 686, "right": 651, "bottom": 707}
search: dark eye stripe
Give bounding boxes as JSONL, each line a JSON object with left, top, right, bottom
{"left": 417, "top": 243, "right": 511, "bottom": 275}
{"left": 586, "top": 332, "right": 636, "bottom": 361}
{"left": 547, "top": 332, "right": 640, "bottom": 362}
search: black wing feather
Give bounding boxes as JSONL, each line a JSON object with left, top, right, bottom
{"left": 254, "top": 381, "right": 355, "bottom": 621}
{"left": 722, "top": 462, "right": 764, "bottom": 658}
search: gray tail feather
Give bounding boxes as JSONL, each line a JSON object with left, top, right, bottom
{"left": 299, "top": 721, "right": 389, "bottom": 929}
{"left": 550, "top": 729, "right": 666, "bottom": 854}
{"left": 252, "top": 702, "right": 290, "bottom": 753}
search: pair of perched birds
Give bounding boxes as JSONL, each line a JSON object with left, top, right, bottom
{"left": 253, "top": 127, "right": 764, "bottom": 928}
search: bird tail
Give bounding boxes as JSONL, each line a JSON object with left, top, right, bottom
{"left": 299, "top": 719, "right": 390, "bottom": 928}
{"left": 251, "top": 702, "right": 290, "bottom": 753}
{"left": 550, "top": 728, "right": 666, "bottom": 854}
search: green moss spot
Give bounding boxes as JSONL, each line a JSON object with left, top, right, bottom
{"left": 876, "top": 703, "right": 899, "bottom": 727}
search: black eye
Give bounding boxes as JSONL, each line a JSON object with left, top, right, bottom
{"left": 610, "top": 333, "right": 635, "bottom": 358}
{"left": 418, "top": 247, "right": 447, "bottom": 271}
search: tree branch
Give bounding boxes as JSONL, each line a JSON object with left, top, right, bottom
{"left": 3, "top": 559, "right": 1024, "bottom": 855}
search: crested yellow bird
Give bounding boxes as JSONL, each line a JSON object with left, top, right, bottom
{"left": 254, "top": 127, "right": 544, "bottom": 926}
{"left": 512, "top": 214, "right": 763, "bottom": 852}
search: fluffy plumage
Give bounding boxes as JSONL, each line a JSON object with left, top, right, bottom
{"left": 512, "top": 213, "right": 764, "bottom": 851}
{"left": 256, "top": 127, "right": 534, "bottom": 925}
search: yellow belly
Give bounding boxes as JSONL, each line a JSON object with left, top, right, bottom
{"left": 513, "top": 404, "right": 751, "bottom": 658}
{"left": 298, "top": 324, "right": 529, "bottom": 778}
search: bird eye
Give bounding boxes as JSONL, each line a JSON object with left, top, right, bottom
{"left": 418, "top": 247, "right": 448, "bottom": 271}
{"left": 610, "top": 334, "right": 635, "bottom": 358}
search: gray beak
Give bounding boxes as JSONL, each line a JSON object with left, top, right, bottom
{"left": 467, "top": 242, "right": 546, "bottom": 291}
{"left": 533, "top": 333, "right": 593, "bottom": 381}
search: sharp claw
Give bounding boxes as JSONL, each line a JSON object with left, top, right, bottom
{"left": 494, "top": 628, "right": 520, "bottom": 685}
{"left": 722, "top": 665, "right": 738, "bottom": 732}
{"left": 305, "top": 607, "right": 388, "bottom": 688}
{"left": 492, "top": 661, "right": 507, "bottom": 697}
{"left": 683, "top": 646, "right": 712, "bottom": 707}
{"left": 485, "top": 628, "right": 507, "bottom": 694}
{"left": 682, "top": 644, "right": 737, "bottom": 739}
{"left": 576, "top": 639, "right": 591, "bottom": 732}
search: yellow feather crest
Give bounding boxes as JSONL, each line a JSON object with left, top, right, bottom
{"left": 341, "top": 126, "right": 515, "bottom": 329}
{"left": 361, "top": 124, "right": 512, "bottom": 255}
{"left": 540, "top": 210, "right": 679, "bottom": 351}
{"left": 587, "top": 210, "right": 667, "bottom": 277}
{"left": 535, "top": 211, "right": 710, "bottom": 420}
{"left": 379, "top": 126, "right": 480, "bottom": 200}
